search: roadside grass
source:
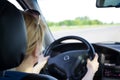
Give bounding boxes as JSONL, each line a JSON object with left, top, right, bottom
{"left": 49, "top": 24, "right": 120, "bottom": 32}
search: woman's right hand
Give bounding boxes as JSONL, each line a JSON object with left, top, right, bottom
{"left": 87, "top": 53, "right": 99, "bottom": 74}
{"left": 82, "top": 53, "right": 99, "bottom": 80}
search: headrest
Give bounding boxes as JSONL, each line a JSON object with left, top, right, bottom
{"left": 0, "top": 1, "right": 27, "bottom": 70}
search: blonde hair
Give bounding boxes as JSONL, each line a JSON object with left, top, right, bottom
{"left": 23, "top": 10, "right": 45, "bottom": 55}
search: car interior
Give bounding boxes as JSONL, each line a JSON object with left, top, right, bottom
{"left": 0, "top": 0, "right": 120, "bottom": 80}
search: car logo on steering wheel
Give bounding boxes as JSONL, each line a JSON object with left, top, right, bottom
{"left": 64, "top": 55, "right": 70, "bottom": 61}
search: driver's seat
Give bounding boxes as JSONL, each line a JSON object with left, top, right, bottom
{"left": 0, "top": 0, "right": 57, "bottom": 80}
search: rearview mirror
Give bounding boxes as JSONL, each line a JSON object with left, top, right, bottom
{"left": 96, "top": 0, "right": 120, "bottom": 8}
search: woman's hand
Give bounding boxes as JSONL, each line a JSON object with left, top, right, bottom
{"left": 87, "top": 53, "right": 99, "bottom": 74}
{"left": 32, "top": 54, "right": 49, "bottom": 74}
{"left": 82, "top": 53, "right": 99, "bottom": 80}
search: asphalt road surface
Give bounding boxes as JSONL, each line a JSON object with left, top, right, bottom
{"left": 52, "top": 26, "right": 120, "bottom": 43}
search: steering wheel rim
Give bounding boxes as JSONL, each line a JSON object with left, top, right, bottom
{"left": 43, "top": 36, "right": 96, "bottom": 80}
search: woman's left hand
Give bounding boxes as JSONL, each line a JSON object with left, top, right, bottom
{"left": 33, "top": 54, "right": 49, "bottom": 74}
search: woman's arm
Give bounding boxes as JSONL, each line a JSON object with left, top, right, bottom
{"left": 82, "top": 54, "right": 99, "bottom": 80}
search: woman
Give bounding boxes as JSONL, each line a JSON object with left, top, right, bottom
{"left": 16, "top": 9, "right": 49, "bottom": 73}
{"left": 16, "top": 9, "right": 99, "bottom": 80}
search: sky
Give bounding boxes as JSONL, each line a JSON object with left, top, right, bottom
{"left": 38, "top": 0, "right": 120, "bottom": 23}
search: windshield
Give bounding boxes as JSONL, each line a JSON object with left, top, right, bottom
{"left": 38, "top": 0, "right": 120, "bottom": 43}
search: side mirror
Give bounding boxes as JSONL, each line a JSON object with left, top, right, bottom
{"left": 96, "top": 0, "right": 120, "bottom": 8}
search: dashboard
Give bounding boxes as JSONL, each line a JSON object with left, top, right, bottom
{"left": 93, "top": 43, "right": 120, "bottom": 80}
{"left": 42, "top": 42, "right": 120, "bottom": 80}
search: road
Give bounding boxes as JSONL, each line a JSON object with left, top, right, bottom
{"left": 52, "top": 26, "right": 120, "bottom": 43}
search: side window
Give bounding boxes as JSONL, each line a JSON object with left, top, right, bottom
{"left": 8, "top": 0, "right": 23, "bottom": 11}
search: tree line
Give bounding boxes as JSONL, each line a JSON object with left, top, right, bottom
{"left": 47, "top": 16, "right": 103, "bottom": 26}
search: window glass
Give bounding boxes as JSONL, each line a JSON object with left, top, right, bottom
{"left": 8, "top": 0, "right": 23, "bottom": 11}
{"left": 38, "top": 0, "right": 120, "bottom": 43}
{"left": 104, "top": 0, "right": 120, "bottom": 6}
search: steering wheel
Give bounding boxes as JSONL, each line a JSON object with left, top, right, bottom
{"left": 43, "top": 36, "right": 96, "bottom": 80}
